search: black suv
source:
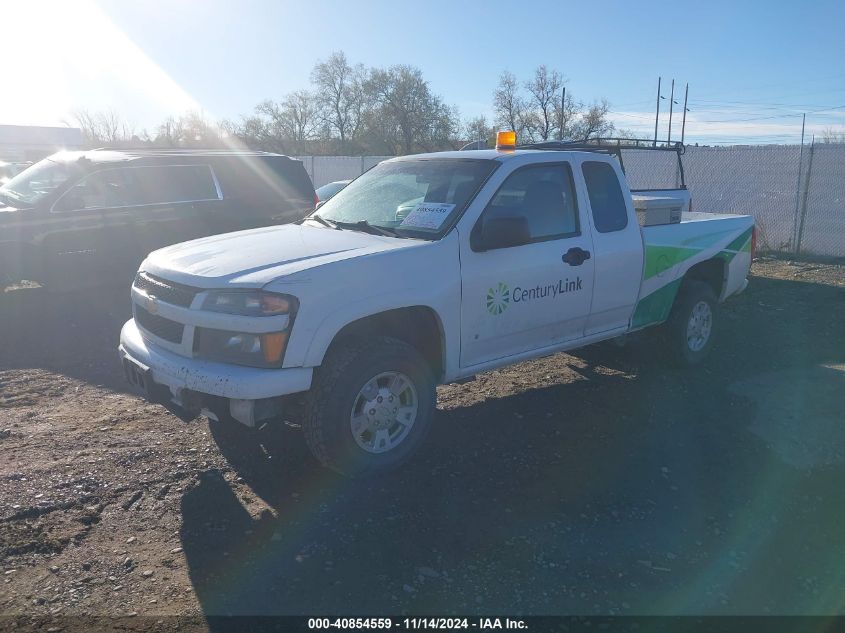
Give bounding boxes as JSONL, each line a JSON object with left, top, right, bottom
{"left": 0, "top": 149, "right": 315, "bottom": 289}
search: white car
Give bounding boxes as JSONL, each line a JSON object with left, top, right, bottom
{"left": 315, "top": 179, "right": 351, "bottom": 202}
{"left": 119, "top": 137, "right": 754, "bottom": 476}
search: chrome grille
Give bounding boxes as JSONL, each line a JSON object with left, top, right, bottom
{"left": 133, "top": 271, "right": 198, "bottom": 308}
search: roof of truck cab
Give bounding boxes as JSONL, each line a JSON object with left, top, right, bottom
{"left": 388, "top": 149, "right": 609, "bottom": 162}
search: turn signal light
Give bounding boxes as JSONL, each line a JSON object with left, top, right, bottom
{"left": 496, "top": 130, "right": 517, "bottom": 151}
{"left": 261, "top": 332, "right": 288, "bottom": 364}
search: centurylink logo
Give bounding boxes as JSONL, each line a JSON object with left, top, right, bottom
{"left": 487, "top": 277, "right": 584, "bottom": 316}
{"left": 486, "top": 282, "right": 510, "bottom": 315}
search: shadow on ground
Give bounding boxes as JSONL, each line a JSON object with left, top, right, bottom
{"left": 178, "top": 274, "right": 845, "bottom": 618}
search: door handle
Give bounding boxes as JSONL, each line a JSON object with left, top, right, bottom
{"left": 562, "top": 247, "right": 591, "bottom": 266}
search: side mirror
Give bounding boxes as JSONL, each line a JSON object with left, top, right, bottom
{"left": 477, "top": 214, "right": 532, "bottom": 251}
{"left": 315, "top": 199, "right": 327, "bottom": 210}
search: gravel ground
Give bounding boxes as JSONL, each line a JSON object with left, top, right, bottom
{"left": 0, "top": 258, "right": 843, "bottom": 624}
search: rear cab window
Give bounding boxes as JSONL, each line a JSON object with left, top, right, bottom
{"left": 582, "top": 161, "right": 628, "bottom": 233}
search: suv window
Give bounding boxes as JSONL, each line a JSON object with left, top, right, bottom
{"left": 582, "top": 161, "right": 627, "bottom": 233}
{"left": 483, "top": 163, "right": 579, "bottom": 242}
{"left": 55, "top": 168, "right": 132, "bottom": 211}
{"left": 128, "top": 165, "right": 219, "bottom": 205}
{"left": 54, "top": 164, "right": 219, "bottom": 212}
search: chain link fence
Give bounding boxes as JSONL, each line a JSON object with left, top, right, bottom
{"left": 296, "top": 145, "right": 845, "bottom": 259}
{"left": 295, "top": 155, "right": 392, "bottom": 190}
{"left": 613, "top": 144, "right": 844, "bottom": 258}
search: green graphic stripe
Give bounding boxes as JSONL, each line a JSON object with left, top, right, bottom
{"left": 645, "top": 227, "right": 751, "bottom": 279}
{"left": 644, "top": 245, "right": 702, "bottom": 280}
{"left": 631, "top": 278, "right": 683, "bottom": 328}
{"left": 635, "top": 227, "right": 750, "bottom": 328}
{"left": 716, "top": 227, "right": 754, "bottom": 263}
{"left": 724, "top": 227, "right": 753, "bottom": 253}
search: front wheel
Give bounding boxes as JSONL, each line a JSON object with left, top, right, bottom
{"left": 302, "top": 336, "right": 436, "bottom": 477}
{"left": 663, "top": 280, "right": 718, "bottom": 366}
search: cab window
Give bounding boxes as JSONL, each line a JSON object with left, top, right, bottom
{"left": 482, "top": 163, "right": 579, "bottom": 243}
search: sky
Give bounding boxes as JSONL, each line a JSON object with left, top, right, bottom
{"left": 2, "top": 0, "right": 845, "bottom": 145}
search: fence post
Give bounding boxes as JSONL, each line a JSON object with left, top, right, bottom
{"left": 791, "top": 157, "right": 804, "bottom": 254}
{"left": 311, "top": 156, "right": 316, "bottom": 186}
{"left": 795, "top": 139, "right": 815, "bottom": 257}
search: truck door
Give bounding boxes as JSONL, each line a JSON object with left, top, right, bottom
{"left": 459, "top": 162, "right": 595, "bottom": 367}
{"left": 579, "top": 160, "right": 644, "bottom": 335}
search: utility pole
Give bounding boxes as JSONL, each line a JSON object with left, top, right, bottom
{"left": 680, "top": 83, "right": 690, "bottom": 145}
{"left": 558, "top": 86, "right": 566, "bottom": 141}
{"left": 668, "top": 79, "right": 675, "bottom": 143}
{"left": 792, "top": 113, "right": 807, "bottom": 254}
{"left": 653, "top": 77, "right": 661, "bottom": 146}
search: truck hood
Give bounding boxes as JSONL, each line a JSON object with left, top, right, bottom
{"left": 143, "top": 223, "right": 417, "bottom": 288}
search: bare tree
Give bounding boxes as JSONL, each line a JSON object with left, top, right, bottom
{"left": 493, "top": 71, "right": 526, "bottom": 138}
{"left": 554, "top": 91, "right": 579, "bottom": 140}
{"left": 246, "top": 91, "right": 319, "bottom": 153}
{"left": 69, "top": 108, "right": 135, "bottom": 145}
{"left": 152, "top": 111, "right": 224, "bottom": 148}
{"left": 463, "top": 115, "right": 494, "bottom": 147}
{"left": 524, "top": 65, "right": 563, "bottom": 142}
{"left": 571, "top": 100, "right": 614, "bottom": 140}
{"left": 366, "top": 65, "right": 459, "bottom": 155}
{"left": 311, "top": 51, "right": 369, "bottom": 150}
{"left": 820, "top": 127, "right": 845, "bottom": 143}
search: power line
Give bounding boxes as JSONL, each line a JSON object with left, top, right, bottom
{"left": 691, "top": 104, "right": 844, "bottom": 123}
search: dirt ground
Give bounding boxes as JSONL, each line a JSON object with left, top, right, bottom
{"left": 0, "top": 259, "right": 843, "bottom": 625}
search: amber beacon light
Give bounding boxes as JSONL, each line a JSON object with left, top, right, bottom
{"left": 495, "top": 130, "right": 517, "bottom": 150}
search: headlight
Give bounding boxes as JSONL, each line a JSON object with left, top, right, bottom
{"left": 201, "top": 291, "right": 297, "bottom": 316}
{"left": 194, "top": 328, "right": 289, "bottom": 368}
{"left": 195, "top": 291, "right": 298, "bottom": 368}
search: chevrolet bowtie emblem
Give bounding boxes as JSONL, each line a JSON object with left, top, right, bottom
{"left": 145, "top": 294, "right": 159, "bottom": 315}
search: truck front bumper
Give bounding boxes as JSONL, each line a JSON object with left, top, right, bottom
{"left": 118, "top": 319, "right": 313, "bottom": 426}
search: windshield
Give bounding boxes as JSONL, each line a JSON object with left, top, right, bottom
{"left": 313, "top": 158, "right": 498, "bottom": 238}
{"left": 0, "top": 158, "right": 77, "bottom": 206}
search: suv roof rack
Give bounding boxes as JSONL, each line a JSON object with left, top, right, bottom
{"left": 517, "top": 137, "right": 686, "bottom": 186}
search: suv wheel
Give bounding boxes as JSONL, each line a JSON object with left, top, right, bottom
{"left": 302, "top": 336, "right": 436, "bottom": 477}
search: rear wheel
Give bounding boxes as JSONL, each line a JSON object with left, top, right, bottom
{"left": 663, "top": 280, "right": 718, "bottom": 366}
{"left": 302, "top": 336, "right": 436, "bottom": 477}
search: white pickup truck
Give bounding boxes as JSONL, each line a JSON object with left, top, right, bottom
{"left": 119, "top": 137, "right": 755, "bottom": 476}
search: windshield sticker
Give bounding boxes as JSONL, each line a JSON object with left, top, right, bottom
{"left": 399, "top": 202, "right": 455, "bottom": 230}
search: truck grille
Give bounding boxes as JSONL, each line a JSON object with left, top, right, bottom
{"left": 135, "top": 306, "right": 184, "bottom": 344}
{"left": 133, "top": 272, "right": 199, "bottom": 308}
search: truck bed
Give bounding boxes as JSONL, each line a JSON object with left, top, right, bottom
{"left": 631, "top": 211, "right": 754, "bottom": 329}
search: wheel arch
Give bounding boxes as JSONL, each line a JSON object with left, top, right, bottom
{"left": 682, "top": 257, "right": 727, "bottom": 300}
{"left": 305, "top": 305, "right": 447, "bottom": 381}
